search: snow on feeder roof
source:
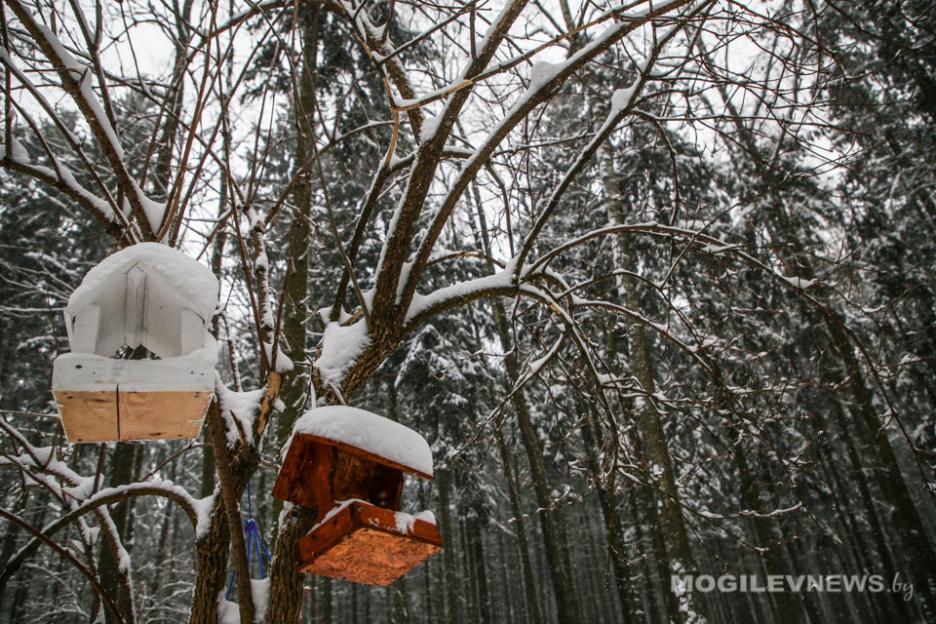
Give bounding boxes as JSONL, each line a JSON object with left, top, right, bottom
{"left": 291, "top": 406, "right": 433, "bottom": 478}
{"left": 273, "top": 405, "right": 441, "bottom": 586}
{"left": 52, "top": 243, "right": 219, "bottom": 443}
{"left": 68, "top": 242, "right": 218, "bottom": 319}
{"left": 64, "top": 242, "right": 219, "bottom": 359}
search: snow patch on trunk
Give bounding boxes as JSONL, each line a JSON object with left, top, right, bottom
{"left": 419, "top": 112, "right": 443, "bottom": 144}
{"left": 217, "top": 578, "right": 270, "bottom": 624}
{"left": 194, "top": 494, "right": 217, "bottom": 539}
{"left": 262, "top": 340, "right": 294, "bottom": 373}
{"left": 217, "top": 384, "right": 265, "bottom": 446}
{"left": 314, "top": 319, "right": 369, "bottom": 388}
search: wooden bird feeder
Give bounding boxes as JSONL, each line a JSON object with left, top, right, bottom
{"left": 51, "top": 243, "right": 219, "bottom": 443}
{"left": 273, "top": 406, "right": 442, "bottom": 586}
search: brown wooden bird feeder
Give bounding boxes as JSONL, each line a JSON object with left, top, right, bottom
{"left": 273, "top": 406, "right": 442, "bottom": 586}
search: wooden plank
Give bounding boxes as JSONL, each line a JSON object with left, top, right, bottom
{"left": 332, "top": 451, "right": 404, "bottom": 511}
{"left": 295, "top": 500, "right": 358, "bottom": 566}
{"left": 54, "top": 390, "right": 118, "bottom": 443}
{"left": 117, "top": 390, "right": 210, "bottom": 441}
{"left": 272, "top": 439, "right": 335, "bottom": 511}
{"left": 273, "top": 437, "right": 407, "bottom": 511}
{"left": 53, "top": 354, "right": 214, "bottom": 393}
{"left": 296, "top": 500, "right": 442, "bottom": 586}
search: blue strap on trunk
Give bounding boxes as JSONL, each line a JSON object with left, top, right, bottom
{"left": 225, "top": 481, "right": 272, "bottom": 601}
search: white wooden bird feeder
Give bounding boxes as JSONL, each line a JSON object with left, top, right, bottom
{"left": 52, "top": 243, "right": 219, "bottom": 443}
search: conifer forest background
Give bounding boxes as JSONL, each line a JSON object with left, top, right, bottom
{"left": 0, "top": 0, "right": 935, "bottom": 622}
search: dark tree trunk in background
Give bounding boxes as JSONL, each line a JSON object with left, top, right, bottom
{"left": 436, "top": 468, "right": 460, "bottom": 624}
{"left": 579, "top": 402, "right": 639, "bottom": 624}
{"left": 272, "top": 0, "right": 320, "bottom": 540}
{"left": 98, "top": 442, "right": 137, "bottom": 624}
{"left": 468, "top": 508, "right": 491, "bottom": 624}
{"left": 733, "top": 443, "right": 797, "bottom": 624}
{"left": 389, "top": 578, "right": 406, "bottom": 624}
{"left": 601, "top": 146, "right": 708, "bottom": 624}
{"left": 473, "top": 188, "right": 582, "bottom": 624}
{"left": 460, "top": 517, "right": 478, "bottom": 624}
{"left": 493, "top": 425, "right": 542, "bottom": 624}
{"left": 320, "top": 578, "right": 333, "bottom": 624}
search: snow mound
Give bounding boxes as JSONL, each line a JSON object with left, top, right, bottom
{"left": 529, "top": 61, "right": 561, "bottom": 88}
{"left": 314, "top": 319, "right": 369, "bottom": 387}
{"left": 293, "top": 406, "right": 432, "bottom": 477}
{"left": 67, "top": 243, "right": 218, "bottom": 321}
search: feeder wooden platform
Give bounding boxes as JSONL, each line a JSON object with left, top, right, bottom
{"left": 55, "top": 389, "right": 212, "bottom": 443}
{"left": 297, "top": 500, "right": 442, "bottom": 586}
{"left": 52, "top": 352, "right": 216, "bottom": 443}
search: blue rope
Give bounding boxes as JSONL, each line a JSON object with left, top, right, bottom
{"left": 225, "top": 481, "right": 272, "bottom": 601}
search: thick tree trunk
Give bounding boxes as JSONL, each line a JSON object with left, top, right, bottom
{"left": 188, "top": 502, "right": 232, "bottom": 624}
{"left": 628, "top": 487, "right": 664, "bottom": 624}
{"left": 189, "top": 422, "right": 259, "bottom": 624}
{"left": 265, "top": 505, "right": 317, "bottom": 623}
{"left": 271, "top": 0, "right": 319, "bottom": 539}
{"left": 257, "top": 7, "right": 324, "bottom": 623}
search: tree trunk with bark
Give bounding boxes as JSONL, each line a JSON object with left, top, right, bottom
{"left": 601, "top": 145, "right": 709, "bottom": 624}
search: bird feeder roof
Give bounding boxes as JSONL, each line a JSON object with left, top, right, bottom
{"left": 291, "top": 406, "right": 433, "bottom": 479}
{"left": 66, "top": 242, "right": 218, "bottom": 321}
